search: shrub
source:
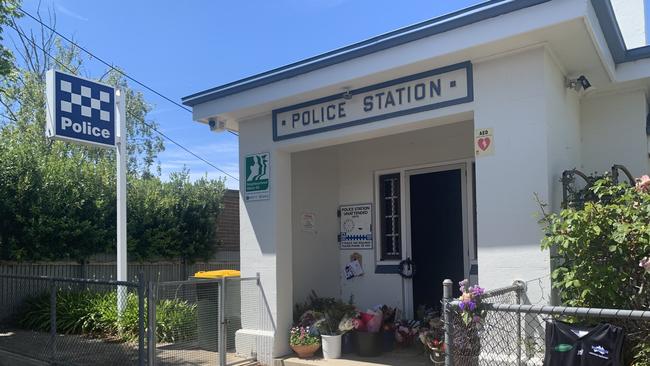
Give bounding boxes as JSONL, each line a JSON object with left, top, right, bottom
{"left": 16, "top": 288, "right": 197, "bottom": 343}
{"left": 540, "top": 175, "right": 650, "bottom": 364}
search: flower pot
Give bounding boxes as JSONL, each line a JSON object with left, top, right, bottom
{"left": 356, "top": 331, "right": 381, "bottom": 357}
{"left": 341, "top": 332, "right": 355, "bottom": 354}
{"left": 321, "top": 334, "right": 342, "bottom": 359}
{"left": 290, "top": 343, "right": 320, "bottom": 358}
{"left": 381, "top": 330, "right": 395, "bottom": 352}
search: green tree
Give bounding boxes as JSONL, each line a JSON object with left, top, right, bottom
{"left": 0, "top": 13, "right": 226, "bottom": 263}
{"left": 0, "top": 0, "right": 19, "bottom": 78}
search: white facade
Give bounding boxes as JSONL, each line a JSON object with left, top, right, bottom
{"left": 184, "top": 0, "right": 650, "bottom": 363}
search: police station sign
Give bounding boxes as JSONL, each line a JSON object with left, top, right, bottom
{"left": 272, "top": 61, "right": 472, "bottom": 141}
{"left": 46, "top": 70, "right": 115, "bottom": 148}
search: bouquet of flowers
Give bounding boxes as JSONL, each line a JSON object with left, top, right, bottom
{"left": 395, "top": 319, "right": 420, "bottom": 345}
{"left": 458, "top": 279, "right": 486, "bottom": 325}
{"left": 338, "top": 311, "right": 360, "bottom": 333}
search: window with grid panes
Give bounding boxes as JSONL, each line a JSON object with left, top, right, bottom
{"left": 379, "top": 173, "right": 401, "bottom": 260}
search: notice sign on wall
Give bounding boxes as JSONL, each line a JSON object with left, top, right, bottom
{"left": 339, "top": 204, "right": 373, "bottom": 249}
{"left": 272, "top": 62, "right": 473, "bottom": 141}
{"left": 475, "top": 128, "right": 494, "bottom": 157}
{"left": 245, "top": 152, "right": 270, "bottom": 201}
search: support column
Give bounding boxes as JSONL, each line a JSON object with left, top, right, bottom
{"left": 236, "top": 115, "right": 293, "bottom": 365}
{"left": 473, "top": 47, "right": 555, "bottom": 304}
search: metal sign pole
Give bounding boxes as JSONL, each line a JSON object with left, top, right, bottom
{"left": 116, "top": 89, "right": 127, "bottom": 315}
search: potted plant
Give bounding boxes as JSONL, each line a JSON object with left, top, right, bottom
{"left": 289, "top": 326, "right": 321, "bottom": 358}
{"left": 454, "top": 279, "right": 486, "bottom": 366}
{"left": 419, "top": 316, "right": 445, "bottom": 364}
{"left": 338, "top": 311, "right": 359, "bottom": 354}
{"left": 355, "top": 308, "right": 384, "bottom": 357}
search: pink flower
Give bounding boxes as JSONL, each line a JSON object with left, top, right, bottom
{"left": 635, "top": 175, "right": 650, "bottom": 193}
{"left": 640, "top": 257, "right": 650, "bottom": 274}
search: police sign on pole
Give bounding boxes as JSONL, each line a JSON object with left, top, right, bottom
{"left": 46, "top": 69, "right": 128, "bottom": 314}
{"left": 46, "top": 70, "right": 116, "bottom": 147}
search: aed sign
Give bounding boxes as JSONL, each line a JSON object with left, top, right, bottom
{"left": 46, "top": 69, "right": 115, "bottom": 148}
{"left": 474, "top": 128, "right": 494, "bottom": 157}
{"left": 244, "top": 152, "right": 270, "bottom": 201}
{"left": 272, "top": 61, "right": 472, "bottom": 141}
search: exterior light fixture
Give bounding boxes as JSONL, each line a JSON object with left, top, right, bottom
{"left": 342, "top": 88, "right": 352, "bottom": 100}
{"left": 566, "top": 75, "right": 591, "bottom": 92}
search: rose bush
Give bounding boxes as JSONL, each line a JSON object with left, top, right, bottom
{"left": 540, "top": 175, "right": 649, "bottom": 365}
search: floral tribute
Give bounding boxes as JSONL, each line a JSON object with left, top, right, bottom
{"left": 289, "top": 326, "right": 320, "bottom": 346}
{"left": 458, "top": 279, "right": 487, "bottom": 325}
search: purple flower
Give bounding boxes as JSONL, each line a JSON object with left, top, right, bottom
{"left": 468, "top": 301, "right": 476, "bottom": 311}
{"left": 458, "top": 301, "right": 465, "bottom": 311}
{"left": 473, "top": 315, "right": 481, "bottom": 323}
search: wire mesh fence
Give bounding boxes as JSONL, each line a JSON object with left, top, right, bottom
{"left": 0, "top": 274, "right": 146, "bottom": 365}
{"left": 443, "top": 280, "right": 650, "bottom": 366}
{"left": 151, "top": 276, "right": 260, "bottom": 365}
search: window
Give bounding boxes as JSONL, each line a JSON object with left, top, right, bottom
{"left": 379, "top": 173, "right": 401, "bottom": 260}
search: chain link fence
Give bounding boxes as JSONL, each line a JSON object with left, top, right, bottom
{"left": 442, "top": 279, "right": 650, "bottom": 366}
{"left": 150, "top": 275, "right": 260, "bottom": 366}
{"left": 0, "top": 274, "right": 146, "bottom": 365}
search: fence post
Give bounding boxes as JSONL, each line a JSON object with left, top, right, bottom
{"left": 147, "top": 281, "right": 157, "bottom": 366}
{"left": 443, "top": 279, "right": 454, "bottom": 366}
{"left": 514, "top": 280, "right": 524, "bottom": 366}
{"left": 138, "top": 273, "right": 146, "bottom": 366}
{"left": 49, "top": 279, "right": 57, "bottom": 362}
{"left": 219, "top": 276, "right": 227, "bottom": 366}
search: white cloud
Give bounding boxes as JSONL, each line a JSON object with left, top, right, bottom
{"left": 56, "top": 4, "right": 88, "bottom": 21}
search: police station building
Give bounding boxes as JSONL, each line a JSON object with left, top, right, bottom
{"left": 182, "top": 0, "right": 650, "bottom": 362}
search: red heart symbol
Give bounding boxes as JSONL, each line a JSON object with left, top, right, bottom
{"left": 478, "top": 137, "right": 491, "bottom": 151}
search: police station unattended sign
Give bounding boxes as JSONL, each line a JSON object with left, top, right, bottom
{"left": 339, "top": 203, "right": 373, "bottom": 250}
{"left": 46, "top": 70, "right": 115, "bottom": 148}
{"left": 273, "top": 61, "right": 472, "bottom": 141}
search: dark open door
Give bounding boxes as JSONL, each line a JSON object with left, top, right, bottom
{"left": 409, "top": 168, "right": 465, "bottom": 316}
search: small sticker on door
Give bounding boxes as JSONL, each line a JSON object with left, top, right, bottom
{"left": 475, "top": 128, "right": 494, "bottom": 157}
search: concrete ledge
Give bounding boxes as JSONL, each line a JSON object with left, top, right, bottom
{"left": 236, "top": 328, "right": 275, "bottom": 365}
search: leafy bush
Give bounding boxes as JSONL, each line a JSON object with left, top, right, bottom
{"left": 540, "top": 176, "right": 650, "bottom": 364}
{"left": 16, "top": 288, "right": 197, "bottom": 343}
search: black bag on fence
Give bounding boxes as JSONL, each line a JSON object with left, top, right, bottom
{"left": 544, "top": 320, "right": 624, "bottom": 366}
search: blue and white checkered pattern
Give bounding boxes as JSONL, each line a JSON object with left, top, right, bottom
{"left": 59, "top": 79, "right": 112, "bottom": 122}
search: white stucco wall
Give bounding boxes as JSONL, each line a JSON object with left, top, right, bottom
{"left": 291, "top": 148, "right": 341, "bottom": 304}
{"left": 581, "top": 90, "right": 649, "bottom": 177}
{"left": 238, "top": 116, "right": 293, "bottom": 361}
{"left": 473, "top": 47, "right": 555, "bottom": 305}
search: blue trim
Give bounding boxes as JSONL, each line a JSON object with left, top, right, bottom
{"left": 182, "top": 0, "right": 550, "bottom": 107}
{"left": 272, "top": 61, "right": 473, "bottom": 141}
{"left": 375, "top": 265, "right": 400, "bottom": 274}
{"left": 591, "top": 0, "right": 650, "bottom": 64}
{"left": 591, "top": 0, "right": 626, "bottom": 63}
{"left": 624, "top": 45, "right": 650, "bottom": 62}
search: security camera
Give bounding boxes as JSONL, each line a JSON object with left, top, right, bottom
{"left": 566, "top": 75, "right": 592, "bottom": 92}
{"left": 208, "top": 119, "right": 226, "bottom": 133}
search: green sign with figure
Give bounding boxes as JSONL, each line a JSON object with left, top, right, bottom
{"left": 245, "top": 152, "right": 270, "bottom": 201}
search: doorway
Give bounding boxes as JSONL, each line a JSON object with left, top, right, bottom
{"left": 407, "top": 166, "right": 466, "bottom": 316}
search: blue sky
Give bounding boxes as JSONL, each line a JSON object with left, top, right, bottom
{"left": 13, "top": 1, "right": 648, "bottom": 189}
{"left": 12, "top": 0, "right": 487, "bottom": 189}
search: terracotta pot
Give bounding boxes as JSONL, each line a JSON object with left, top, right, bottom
{"left": 290, "top": 343, "right": 321, "bottom": 358}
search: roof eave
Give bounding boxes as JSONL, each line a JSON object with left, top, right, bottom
{"left": 181, "top": 0, "right": 551, "bottom": 107}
